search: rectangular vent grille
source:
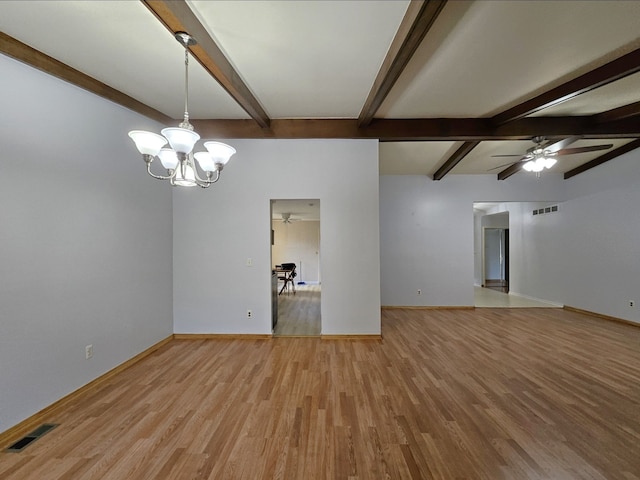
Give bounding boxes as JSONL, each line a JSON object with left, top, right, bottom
{"left": 533, "top": 205, "right": 559, "bottom": 216}
{"left": 4, "top": 423, "right": 58, "bottom": 452}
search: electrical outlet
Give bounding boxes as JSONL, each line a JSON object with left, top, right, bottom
{"left": 247, "top": 310, "right": 252, "bottom": 318}
{"left": 417, "top": 289, "right": 422, "bottom": 295}
{"left": 630, "top": 301, "right": 635, "bottom": 307}
{"left": 246, "top": 257, "right": 252, "bottom": 267}
{"left": 85, "top": 345, "right": 93, "bottom": 359}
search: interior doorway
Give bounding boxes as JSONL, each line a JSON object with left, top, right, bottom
{"left": 483, "top": 227, "right": 509, "bottom": 292}
{"left": 270, "top": 199, "right": 321, "bottom": 336}
{"left": 474, "top": 205, "right": 511, "bottom": 306}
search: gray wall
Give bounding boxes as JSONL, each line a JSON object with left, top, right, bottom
{"left": 380, "top": 151, "right": 640, "bottom": 324}
{"left": 0, "top": 55, "right": 174, "bottom": 433}
{"left": 172, "top": 139, "right": 381, "bottom": 335}
{"left": 506, "top": 148, "right": 640, "bottom": 320}
{"left": 380, "top": 174, "right": 565, "bottom": 306}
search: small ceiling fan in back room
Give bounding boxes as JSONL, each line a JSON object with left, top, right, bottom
{"left": 489, "top": 136, "right": 613, "bottom": 174}
{"left": 281, "top": 213, "right": 301, "bottom": 224}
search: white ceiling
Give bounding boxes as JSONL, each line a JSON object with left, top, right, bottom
{"left": 378, "top": 0, "right": 640, "bottom": 119}
{"left": 190, "top": 0, "right": 409, "bottom": 118}
{"left": 529, "top": 72, "right": 640, "bottom": 117}
{"left": 1, "top": 0, "right": 639, "bottom": 178}
{"left": 271, "top": 199, "right": 320, "bottom": 222}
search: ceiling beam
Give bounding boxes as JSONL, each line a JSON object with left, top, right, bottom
{"left": 358, "top": 0, "right": 447, "bottom": 127}
{"left": 432, "top": 141, "right": 480, "bottom": 180}
{"left": 141, "top": 0, "right": 270, "bottom": 129}
{"left": 592, "top": 101, "right": 640, "bottom": 124}
{"left": 192, "top": 116, "right": 640, "bottom": 141}
{"left": 492, "top": 47, "right": 640, "bottom": 125}
{"left": 192, "top": 118, "right": 493, "bottom": 140}
{"left": 564, "top": 139, "right": 640, "bottom": 179}
{"left": 497, "top": 138, "right": 579, "bottom": 180}
{"left": 6, "top": 27, "right": 637, "bottom": 144}
{"left": 0, "top": 32, "right": 173, "bottom": 124}
{"left": 496, "top": 161, "right": 524, "bottom": 181}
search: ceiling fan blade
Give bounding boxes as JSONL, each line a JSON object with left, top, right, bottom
{"left": 555, "top": 144, "right": 614, "bottom": 155}
{"left": 490, "top": 154, "right": 523, "bottom": 158}
{"left": 542, "top": 136, "right": 581, "bottom": 153}
{"left": 487, "top": 158, "right": 526, "bottom": 171}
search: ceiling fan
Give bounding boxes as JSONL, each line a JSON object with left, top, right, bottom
{"left": 280, "top": 213, "right": 301, "bottom": 224}
{"left": 488, "top": 136, "right": 614, "bottom": 173}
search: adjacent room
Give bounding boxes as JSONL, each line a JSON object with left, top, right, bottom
{"left": 1, "top": 1, "right": 639, "bottom": 478}
{"left": 271, "top": 199, "right": 322, "bottom": 336}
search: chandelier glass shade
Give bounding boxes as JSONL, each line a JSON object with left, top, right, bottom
{"left": 128, "top": 32, "right": 235, "bottom": 188}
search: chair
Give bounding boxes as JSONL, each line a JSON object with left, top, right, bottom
{"left": 278, "top": 263, "right": 297, "bottom": 295}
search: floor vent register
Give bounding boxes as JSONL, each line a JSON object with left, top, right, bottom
{"left": 4, "top": 423, "right": 58, "bottom": 452}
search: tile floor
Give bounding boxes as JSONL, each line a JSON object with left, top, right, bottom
{"left": 474, "top": 286, "right": 561, "bottom": 308}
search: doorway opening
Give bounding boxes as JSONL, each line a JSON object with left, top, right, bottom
{"left": 473, "top": 203, "right": 562, "bottom": 308}
{"left": 270, "top": 199, "right": 321, "bottom": 336}
{"left": 483, "top": 227, "right": 509, "bottom": 293}
{"left": 474, "top": 205, "right": 512, "bottom": 307}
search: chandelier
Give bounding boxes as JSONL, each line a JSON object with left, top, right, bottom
{"left": 128, "top": 32, "right": 235, "bottom": 188}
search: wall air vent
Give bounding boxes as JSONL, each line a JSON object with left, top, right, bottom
{"left": 533, "top": 205, "right": 560, "bottom": 216}
{"left": 4, "top": 423, "right": 58, "bottom": 452}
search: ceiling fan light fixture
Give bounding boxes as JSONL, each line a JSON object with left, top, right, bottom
{"left": 127, "top": 32, "right": 235, "bottom": 188}
{"left": 523, "top": 160, "right": 542, "bottom": 172}
{"left": 524, "top": 155, "right": 556, "bottom": 173}
{"left": 495, "top": 137, "right": 613, "bottom": 178}
{"left": 542, "top": 157, "right": 557, "bottom": 169}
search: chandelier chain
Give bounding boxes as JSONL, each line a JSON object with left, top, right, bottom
{"left": 180, "top": 45, "right": 193, "bottom": 130}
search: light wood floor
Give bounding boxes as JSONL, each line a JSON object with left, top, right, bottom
{"left": 2, "top": 308, "right": 640, "bottom": 479}
{"left": 274, "top": 284, "right": 321, "bottom": 336}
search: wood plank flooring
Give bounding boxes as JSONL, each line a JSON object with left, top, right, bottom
{"left": 2, "top": 308, "right": 640, "bottom": 479}
{"left": 274, "top": 284, "right": 321, "bottom": 336}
